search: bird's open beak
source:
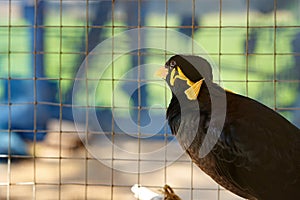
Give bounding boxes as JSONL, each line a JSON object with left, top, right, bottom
{"left": 155, "top": 66, "right": 168, "bottom": 79}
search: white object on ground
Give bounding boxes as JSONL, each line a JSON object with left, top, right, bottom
{"left": 131, "top": 184, "right": 163, "bottom": 200}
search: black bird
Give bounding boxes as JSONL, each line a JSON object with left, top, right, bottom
{"left": 156, "top": 55, "right": 300, "bottom": 200}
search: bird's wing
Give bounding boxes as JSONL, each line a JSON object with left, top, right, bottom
{"left": 175, "top": 109, "right": 257, "bottom": 199}
{"left": 175, "top": 110, "right": 202, "bottom": 151}
{"left": 214, "top": 96, "right": 300, "bottom": 197}
{"left": 223, "top": 97, "right": 300, "bottom": 169}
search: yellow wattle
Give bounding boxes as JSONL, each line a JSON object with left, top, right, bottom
{"left": 170, "top": 66, "right": 204, "bottom": 101}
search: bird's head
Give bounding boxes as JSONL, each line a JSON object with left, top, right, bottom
{"left": 156, "top": 55, "right": 213, "bottom": 100}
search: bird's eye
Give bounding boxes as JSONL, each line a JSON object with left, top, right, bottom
{"left": 170, "top": 60, "right": 176, "bottom": 69}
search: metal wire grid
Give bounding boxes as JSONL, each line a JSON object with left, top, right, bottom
{"left": 0, "top": 0, "right": 299, "bottom": 199}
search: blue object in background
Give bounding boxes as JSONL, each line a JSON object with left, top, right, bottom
{"left": 23, "top": 0, "right": 45, "bottom": 78}
{"left": 0, "top": 0, "right": 54, "bottom": 156}
{"left": 0, "top": 132, "right": 27, "bottom": 162}
{"left": 0, "top": 79, "right": 57, "bottom": 141}
{"left": 0, "top": 132, "right": 27, "bottom": 163}
{"left": 179, "top": 15, "right": 199, "bottom": 38}
{"left": 244, "top": 29, "right": 258, "bottom": 55}
{"left": 250, "top": 0, "right": 291, "bottom": 13}
{"left": 66, "top": 1, "right": 152, "bottom": 127}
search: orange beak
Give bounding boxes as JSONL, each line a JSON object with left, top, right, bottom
{"left": 155, "top": 66, "right": 168, "bottom": 79}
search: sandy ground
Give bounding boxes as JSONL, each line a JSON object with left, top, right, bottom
{"left": 0, "top": 120, "right": 244, "bottom": 200}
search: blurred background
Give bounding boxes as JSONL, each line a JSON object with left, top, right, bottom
{"left": 0, "top": 0, "right": 300, "bottom": 199}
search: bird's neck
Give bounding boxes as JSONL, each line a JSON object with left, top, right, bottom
{"left": 166, "top": 93, "right": 200, "bottom": 120}
{"left": 166, "top": 95, "right": 181, "bottom": 122}
{"left": 166, "top": 82, "right": 223, "bottom": 121}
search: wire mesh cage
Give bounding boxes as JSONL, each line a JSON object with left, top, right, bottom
{"left": 0, "top": 0, "right": 300, "bottom": 199}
